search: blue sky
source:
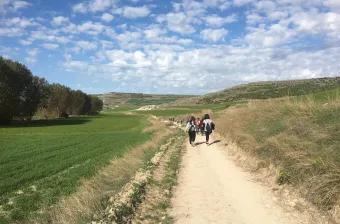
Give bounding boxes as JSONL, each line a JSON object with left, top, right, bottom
{"left": 1, "top": 0, "right": 340, "bottom": 94}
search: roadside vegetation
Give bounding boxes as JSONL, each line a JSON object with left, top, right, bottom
{"left": 0, "top": 111, "right": 151, "bottom": 223}
{"left": 215, "top": 90, "right": 340, "bottom": 215}
{"left": 201, "top": 77, "right": 340, "bottom": 104}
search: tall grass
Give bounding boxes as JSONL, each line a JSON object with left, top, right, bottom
{"left": 216, "top": 97, "right": 340, "bottom": 212}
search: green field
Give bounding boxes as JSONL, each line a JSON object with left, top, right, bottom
{"left": 172, "top": 102, "right": 246, "bottom": 112}
{"left": 126, "top": 98, "right": 182, "bottom": 106}
{"left": 136, "top": 109, "right": 200, "bottom": 116}
{"left": 294, "top": 88, "right": 340, "bottom": 103}
{"left": 0, "top": 113, "right": 151, "bottom": 223}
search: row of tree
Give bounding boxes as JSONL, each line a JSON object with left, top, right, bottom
{"left": 0, "top": 56, "right": 103, "bottom": 125}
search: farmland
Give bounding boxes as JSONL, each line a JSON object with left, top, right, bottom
{"left": 136, "top": 109, "right": 200, "bottom": 117}
{"left": 0, "top": 113, "right": 151, "bottom": 223}
{"left": 96, "top": 92, "right": 194, "bottom": 107}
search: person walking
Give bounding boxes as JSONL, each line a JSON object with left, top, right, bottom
{"left": 202, "top": 114, "right": 215, "bottom": 145}
{"left": 196, "top": 118, "right": 201, "bottom": 134}
{"left": 186, "top": 116, "right": 196, "bottom": 147}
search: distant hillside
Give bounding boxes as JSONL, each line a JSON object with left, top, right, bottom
{"left": 200, "top": 77, "right": 340, "bottom": 104}
{"left": 97, "top": 92, "right": 194, "bottom": 107}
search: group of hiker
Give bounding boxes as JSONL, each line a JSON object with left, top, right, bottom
{"left": 185, "top": 114, "right": 215, "bottom": 147}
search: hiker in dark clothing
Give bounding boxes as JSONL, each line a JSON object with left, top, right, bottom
{"left": 202, "top": 114, "right": 215, "bottom": 145}
{"left": 186, "top": 116, "right": 196, "bottom": 147}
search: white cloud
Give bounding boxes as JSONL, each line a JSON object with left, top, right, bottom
{"left": 116, "top": 31, "right": 142, "bottom": 48}
{"left": 144, "top": 26, "right": 166, "bottom": 40}
{"left": 29, "top": 30, "right": 71, "bottom": 44}
{"left": 19, "top": 39, "right": 32, "bottom": 45}
{"left": 233, "top": 0, "right": 253, "bottom": 6}
{"left": 52, "top": 16, "right": 69, "bottom": 26}
{"left": 157, "top": 12, "right": 196, "bottom": 35}
{"left": 77, "top": 21, "right": 105, "bottom": 35}
{"left": 101, "top": 13, "right": 114, "bottom": 22}
{"left": 72, "top": 3, "right": 87, "bottom": 13}
{"left": 25, "top": 48, "right": 39, "bottom": 64}
{"left": 100, "top": 40, "right": 114, "bottom": 49}
{"left": 26, "top": 48, "right": 39, "bottom": 57}
{"left": 41, "top": 43, "right": 59, "bottom": 50}
{"left": 201, "top": 28, "right": 228, "bottom": 42}
{"left": 72, "top": 0, "right": 115, "bottom": 13}
{"left": 12, "top": 1, "right": 30, "bottom": 11}
{"left": 62, "top": 60, "right": 89, "bottom": 71}
{"left": 255, "top": 0, "right": 276, "bottom": 12}
{"left": 246, "top": 23, "right": 295, "bottom": 48}
{"left": 205, "top": 14, "right": 237, "bottom": 27}
{"left": 324, "top": 0, "right": 340, "bottom": 11}
{"left": 268, "top": 11, "right": 289, "bottom": 21}
{"left": 6, "top": 17, "right": 39, "bottom": 28}
{"left": 122, "top": 6, "right": 151, "bottom": 18}
{"left": 75, "top": 40, "right": 98, "bottom": 51}
{"left": 0, "top": 0, "right": 31, "bottom": 13}
{"left": 89, "top": 0, "right": 114, "bottom": 12}
{"left": 0, "top": 27, "right": 23, "bottom": 36}
{"left": 246, "top": 13, "right": 264, "bottom": 24}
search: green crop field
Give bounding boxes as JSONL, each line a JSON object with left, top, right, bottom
{"left": 136, "top": 109, "right": 199, "bottom": 116}
{"left": 126, "top": 98, "right": 181, "bottom": 106}
{"left": 172, "top": 102, "right": 247, "bottom": 112}
{"left": 0, "top": 113, "right": 151, "bottom": 223}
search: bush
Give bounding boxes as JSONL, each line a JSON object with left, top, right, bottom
{"left": 59, "top": 111, "right": 69, "bottom": 118}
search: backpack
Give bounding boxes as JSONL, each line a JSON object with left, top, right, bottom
{"left": 206, "top": 122, "right": 212, "bottom": 133}
{"left": 189, "top": 124, "right": 196, "bottom": 132}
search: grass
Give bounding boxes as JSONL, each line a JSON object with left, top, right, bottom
{"left": 200, "top": 77, "right": 340, "bottom": 103}
{"left": 171, "top": 102, "right": 245, "bottom": 112}
{"left": 294, "top": 87, "right": 340, "bottom": 103}
{"left": 136, "top": 109, "right": 200, "bottom": 117}
{"left": 102, "top": 106, "right": 139, "bottom": 112}
{"left": 39, "top": 117, "right": 173, "bottom": 224}
{"left": 127, "top": 98, "right": 182, "bottom": 106}
{"left": 0, "top": 113, "right": 152, "bottom": 223}
{"left": 215, "top": 96, "right": 340, "bottom": 211}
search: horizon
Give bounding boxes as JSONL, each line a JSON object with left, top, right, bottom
{"left": 1, "top": 0, "right": 340, "bottom": 95}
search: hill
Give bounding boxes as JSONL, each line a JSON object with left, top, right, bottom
{"left": 96, "top": 92, "right": 194, "bottom": 107}
{"left": 199, "top": 77, "right": 340, "bottom": 104}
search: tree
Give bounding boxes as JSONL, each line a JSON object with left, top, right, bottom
{"left": 68, "top": 90, "right": 87, "bottom": 115}
{"left": 0, "top": 57, "right": 20, "bottom": 124}
{"left": 90, "top": 96, "right": 103, "bottom": 114}
{"left": 43, "top": 84, "right": 72, "bottom": 117}
{"left": 82, "top": 94, "right": 92, "bottom": 115}
{"left": 18, "top": 77, "right": 48, "bottom": 121}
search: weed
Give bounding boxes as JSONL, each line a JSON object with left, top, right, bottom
{"left": 277, "top": 170, "right": 291, "bottom": 185}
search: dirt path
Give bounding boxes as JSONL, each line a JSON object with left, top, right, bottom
{"left": 171, "top": 134, "right": 312, "bottom": 224}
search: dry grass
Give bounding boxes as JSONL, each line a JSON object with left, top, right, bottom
{"left": 215, "top": 99, "right": 340, "bottom": 216}
{"left": 33, "top": 118, "right": 173, "bottom": 224}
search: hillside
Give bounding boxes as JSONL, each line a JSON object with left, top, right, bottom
{"left": 96, "top": 92, "right": 194, "bottom": 107}
{"left": 199, "top": 77, "right": 340, "bottom": 104}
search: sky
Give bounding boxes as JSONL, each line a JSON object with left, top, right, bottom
{"left": 1, "top": 0, "right": 340, "bottom": 95}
